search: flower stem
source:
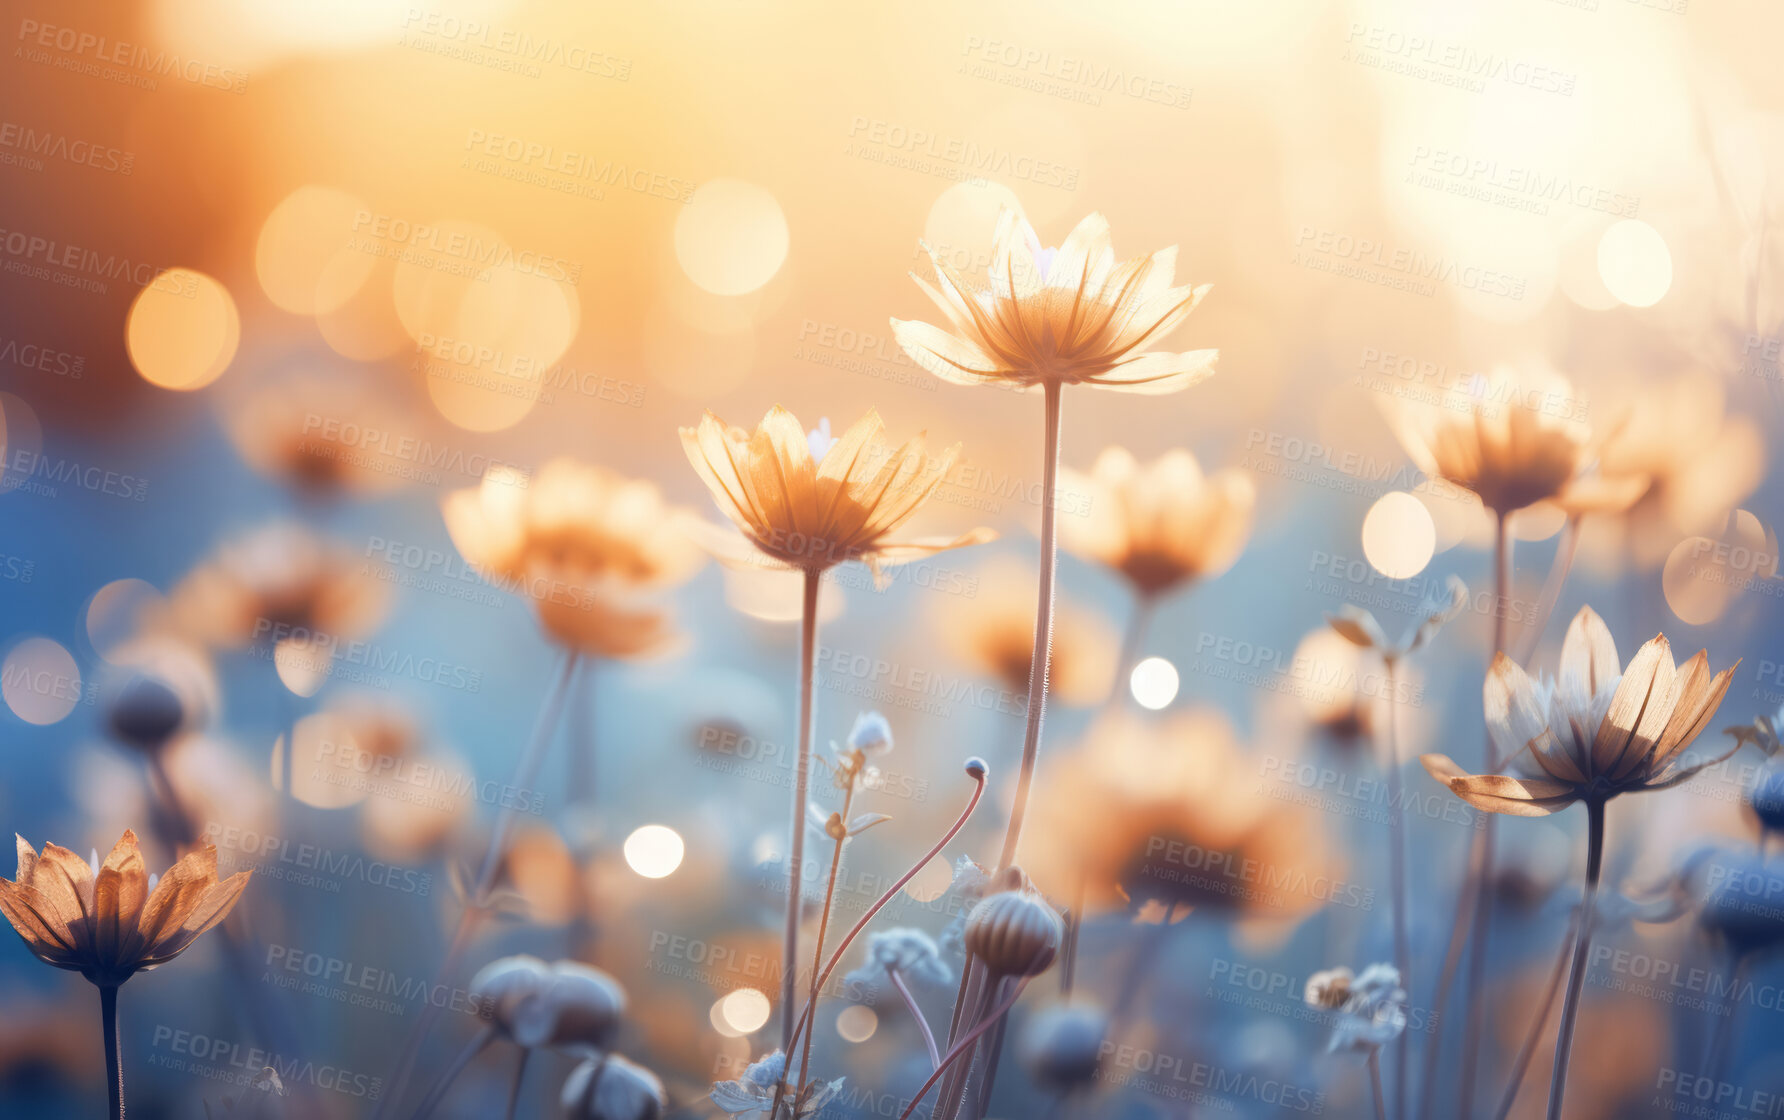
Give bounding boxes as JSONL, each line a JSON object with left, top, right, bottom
{"left": 376, "top": 654, "right": 575, "bottom": 1120}
{"left": 1059, "top": 870, "right": 1086, "bottom": 996}
{"left": 407, "top": 1025, "right": 494, "bottom": 1120}
{"left": 786, "top": 765, "right": 987, "bottom": 1065}
{"left": 502, "top": 1045, "right": 529, "bottom": 1120}
{"left": 797, "top": 779, "right": 856, "bottom": 1089}
{"left": 895, "top": 979, "right": 1030, "bottom": 1120}
{"left": 1494, "top": 906, "right": 1579, "bottom": 1120}
{"left": 782, "top": 567, "right": 822, "bottom": 1051}
{"left": 1704, "top": 954, "right": 1746, "bottom": 1086}
{"left": 1382, "top": 656, "right": 1408, "bottom": 1120}
{"left": 891, "top": 967, "right": 943, "bottom": 1069}
{"left": 1101, "top": 594, "right": 1153, "bottom": 718}
{"left": 1546, "top": 798, "right": 1605, "bottom": 1120}
{"left": 997, "top": 378, "right": 1063, "bottom": 872}
{"left": 1457, "top": 513, "right": 1512, "bottom": 1116}
{"left": 1369, "top": 1050, "right": 1387, "bottom": 1120}
{"left": 100, "top": 983, "right": 123, "bottom": 1120}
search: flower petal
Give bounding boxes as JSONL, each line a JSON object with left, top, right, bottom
{"left": 1485, "top": 653, "right": 1579, "bottom": 782}
{"left": 1559, "top": 606, "right": 1620, "bottom": 706}
{"left": 1591, "top": 635, "right": 1678, "bottom": 777}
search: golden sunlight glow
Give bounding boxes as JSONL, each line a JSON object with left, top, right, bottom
{"left": 623, "top": 824, "right": 685, "bottom": 879}
{"left": 255, "top": 186, "right": 375, "bottom": 315}
{"left": 1362, "top": 492, "right": 1436, "bottom": 579}
{"left": 1597, "top": 219, "right": 1673, "bottom": 308}
{"left": 674, "top": 180, "right": 789, "bottom": 296}
{"left": 126, "top": 270, "right": 240, "bottom": 391}
{"left": 836, "top": 1004, "right": 879, "bottom": 1043}
{"left": 1129, "top": 656, "right": 1180, "bottom": 710}
{"left": 1291, "top": 630, "right": 1363, "bottom": 725}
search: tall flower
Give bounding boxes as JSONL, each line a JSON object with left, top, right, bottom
{"left": 444, "top": 460, "right": 705, "bottom": 659}
{"left": 1420, "top": 605, "right": 1735, "bottom": 1118}
{"left": 1059, "top": 447, "right": 1254, "bottom": 599}
{"left": 680, "top": 406, "right": 990, "bottom": 574}
{"left": 681, "top": 405, "right": 989, "bottom": 1054}
{"left": 893, "top": 210, "right": 1217, "bottom": 877}
{"left": 891, "top": 210, "right": 1215, "bottom": 393}
{"left": 0, "top": 830, "right": 250, "bottom": 1120}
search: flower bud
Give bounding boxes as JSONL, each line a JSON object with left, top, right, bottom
{"left": 561, "top": 1054, "right": 666, "bottom": 1120}
{"left": 1017, "top": 1004, "right": 1107, "bottom": 1089}
{"left": 847, "top": 711, "right": 893, "bottom": 755}
{"left": 469, "top": 954, "right": 550, "bottom": 1036}
{"left": 964, "top": 879, "right": 1062, "bottom": 977}
{"left": 511, "top": 961, "right": 626, "bottom": 1051}
{"left": 105, "top": 672, "right": 187, "bottom": 752}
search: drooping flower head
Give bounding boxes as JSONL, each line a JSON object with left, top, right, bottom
{"left": 0, "top": 830, "right": 250, "bottom": 987}
{"left": 1422, "top": 606, "right": 1737, "bottom": 815}
{"left": 1058, "top": 446, "right": 1254, "bottom": 598}
{"left": 893, "top": 211, "right": 1216, "bottom": 393}
{"left": 444, "top": 459, "right": 705, "bottom": 659}
{"left": 680, "top": 406, "right": 992, "bottom": 573}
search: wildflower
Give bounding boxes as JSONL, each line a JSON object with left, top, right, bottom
{"left": 1421, "top": 606, "right": 1738, "bottom": 816}
{"left": 0, "top": 830, "right": 249, "bottom": 987}
{"left": 710, "top": 1049, "right": 843, "bottom": 1119}
{"left": 443, "top": 460, "right": 705, "bottom": 658}
{"left": 680, "top": 406, "right": 992, "bottom": 575}
{"left": 965, "top": 876, "right": 1063, "bottom": 978}
{"left": 844, "top": 928, "right": 953, "bottom": 993}
{"left": 1059, "top": 446, "right": 1253, "bottom": 598}
{"left": 892, "top": 210, "right": 1216, "bottom": 393}
{"left": 1319, "top": 964, "right": 1407, "bottom": 1054}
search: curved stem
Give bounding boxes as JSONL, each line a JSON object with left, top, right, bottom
{"left": 797, "top": 780, "right": 855, "bottom": 1090}
{"left": 997, "top": 378, "right": 1063, "bottom": 871}
{"left": 407, "top": 1025, "right": 495, "bottom": 1120}
{"left": 1546, "top": 799, "right": 1605, "bottom": 1120}
{"left": 891, "top": 967, "right": 942, "bottom": 1069}
{"left": 376, "top": 654, "right": 575, "bottom": 1120}
{"left": 1382, "top": 656, "right": 1408, "bottom": 1120}
{"left": 100, "top": 984, "right": 123, "bottom": 1120}
{"left": 786, "top": 769, "right": 987, "bottom": 1065}
{"left": 502, "top": 1046, "right": 529, "bottom": 1120}
{"left": 1369, "top": 1050, "right": 1386, "bottom": 1120}
{"left": 1494, "top": 906, "right": 1580, "bottom": 1120}
{"left": 782, "top": 569, "right": 822, "bottom": 1051}
{"left": 895, "top": 979, "right": 1030, "bottom": 1120}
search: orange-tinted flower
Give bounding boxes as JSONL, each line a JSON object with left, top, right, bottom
{"left": 1386, "top": 367, "right": 1641, "bottom": 517}
{"left": 0, "top": 830, "right": 249, "bottom": 987}
{"left": 444, "top": 460, "right": 705, "bottom": 658}
{"left": 1422, "top": 607, "right": 1737, "bottom": 816}
{"left": 1059, "top": 447, "right": 1253, "bottom": 597}
{"left": 934, "top": 559, "right": 1115, "bottom": 706}
{"left": 223, "top": 375, "right": 410, "bottom": 498}
{"left": 680, "top": 406, "right": 992, "bottom": 573}
{"left": 163, "top": 522, "right": 389, "bottom": 650}
{"left": 893, "top": 211, "right": 1216, "bottom": 393}
{"left": 1019, "top": 710, "right": 1335, "bottom": 920}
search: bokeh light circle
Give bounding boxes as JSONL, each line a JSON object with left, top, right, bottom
{"left": 2, "top": 637, "right": 81, "bottom": 725}
{"left": 86, "top": 579, "right": 165, "bottom": 662}
{"left": 675, "top": 180, "right": 789, "bottom": 296}
{"left": 127, "top": 270, "right": 241, "bottom": 390}
{"left": 1362, "top": 492, "right": 1437, "bottom": 578}
{"left": 624, "top": 824, "right": 685, "bottom": 878}
{"left": 711, "top": 988, "right": 772, "bottom": 1037}
{"left": 255, "top": 186, "right": 374, "bottom": 314}
{"left": 836, "top": 1004, "right": 878, "bottom": 1043}
{"left": 1597, "top": 219, "right": 1673, "bottom": 308}
{"left": 1129, "top": 657, "right": 1180, "bottom": 710}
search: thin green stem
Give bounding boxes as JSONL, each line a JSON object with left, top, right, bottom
{"left": 786, "top": 765, "right": 987, "bottom": 1066}
{"left": 1546, "top": 799, "right": 1605, "bottom": 1120}
{"left": 502, "top": 1046, "right": 529, "bottom": 1120}
{"left": 1382, "top": 656, "right": 1408, "bottom": 1120}
{"left": 1370, "top": 1050, "right": 1387, "bottom": 1120}
{"left": 407, "top": 1025, "right": 495, "bottom": 1120}
{"left": 376, "top": 654, "right": 575, "bottom": 1120}
{"left": 782, "top": 568, "right": 822, "bottom": 1051}
{"left": 895, "top": 979, "right": 1030, "bottom": 1120}
{"left": 797, "top": 779, "right": 856, "bottom": 1090}
{"left": 891, "top": 967, "right": 942, "bottom": 1069}
{"left": 101, "top": 983, "right": 123, "bottom": 1120}
{"left": 997, "top": 378, "right": 1063, "bottom": 871}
